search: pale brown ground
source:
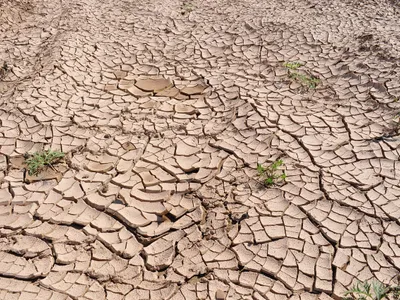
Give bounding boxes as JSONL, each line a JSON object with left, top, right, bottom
{"left": 0, "top": 0, "right": 400, "bottom": 299}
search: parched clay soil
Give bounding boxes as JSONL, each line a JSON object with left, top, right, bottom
{"left": 1, "top": 0, "right": 400, "bottom": 299}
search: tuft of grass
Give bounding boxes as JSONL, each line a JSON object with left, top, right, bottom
{"left": 288, "top": 72, "right": 320, "bottom": 89}
{"left": 257, "top": 159, "right": 286, "bottom": 187}
{"left": 283, "top": 61, "right": 303, "bottom": 70}
{"left": 344, "top": 280, "right": 400, "bottom": 300}
{"left": 283, "top": 61, "right": 320, "bottom": 89}
{"left": 25, "top": 150, "right": 65, "bottom": 176}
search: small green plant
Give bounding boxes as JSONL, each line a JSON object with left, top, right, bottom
{"left": 393, "top": 286, "right": 400, "bottom": 299}
{"left": 257, "top": 159, "right": 286, "bottom": 187}
{"left": 344, "top": 280, "right": 400, "bottom": 300}
{"left": 25, "top": 150, "right": 65, "bottom": 175}
{"left": 283, "top": 61, "right": 320, "bottom": 89}
{"left": 283, "top": 61, "right": 303, "bottom": 70}
{"left": 288, "top": 72, "right": 320, "bottom": 89}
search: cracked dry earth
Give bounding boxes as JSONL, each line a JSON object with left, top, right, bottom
{"left": 1, "top": 0, "right": 400, "bottom": 299}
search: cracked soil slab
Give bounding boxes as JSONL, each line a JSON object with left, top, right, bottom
{"left": 0, "top": 0, "right": 400, "bottom": 299}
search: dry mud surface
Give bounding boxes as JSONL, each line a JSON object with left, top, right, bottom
{"left": 1, "top": 0, "right": 400, "bottom": 299}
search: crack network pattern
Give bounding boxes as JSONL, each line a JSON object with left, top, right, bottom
{"left": 0, "top": 0, "right": 400, "bottom": 299}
